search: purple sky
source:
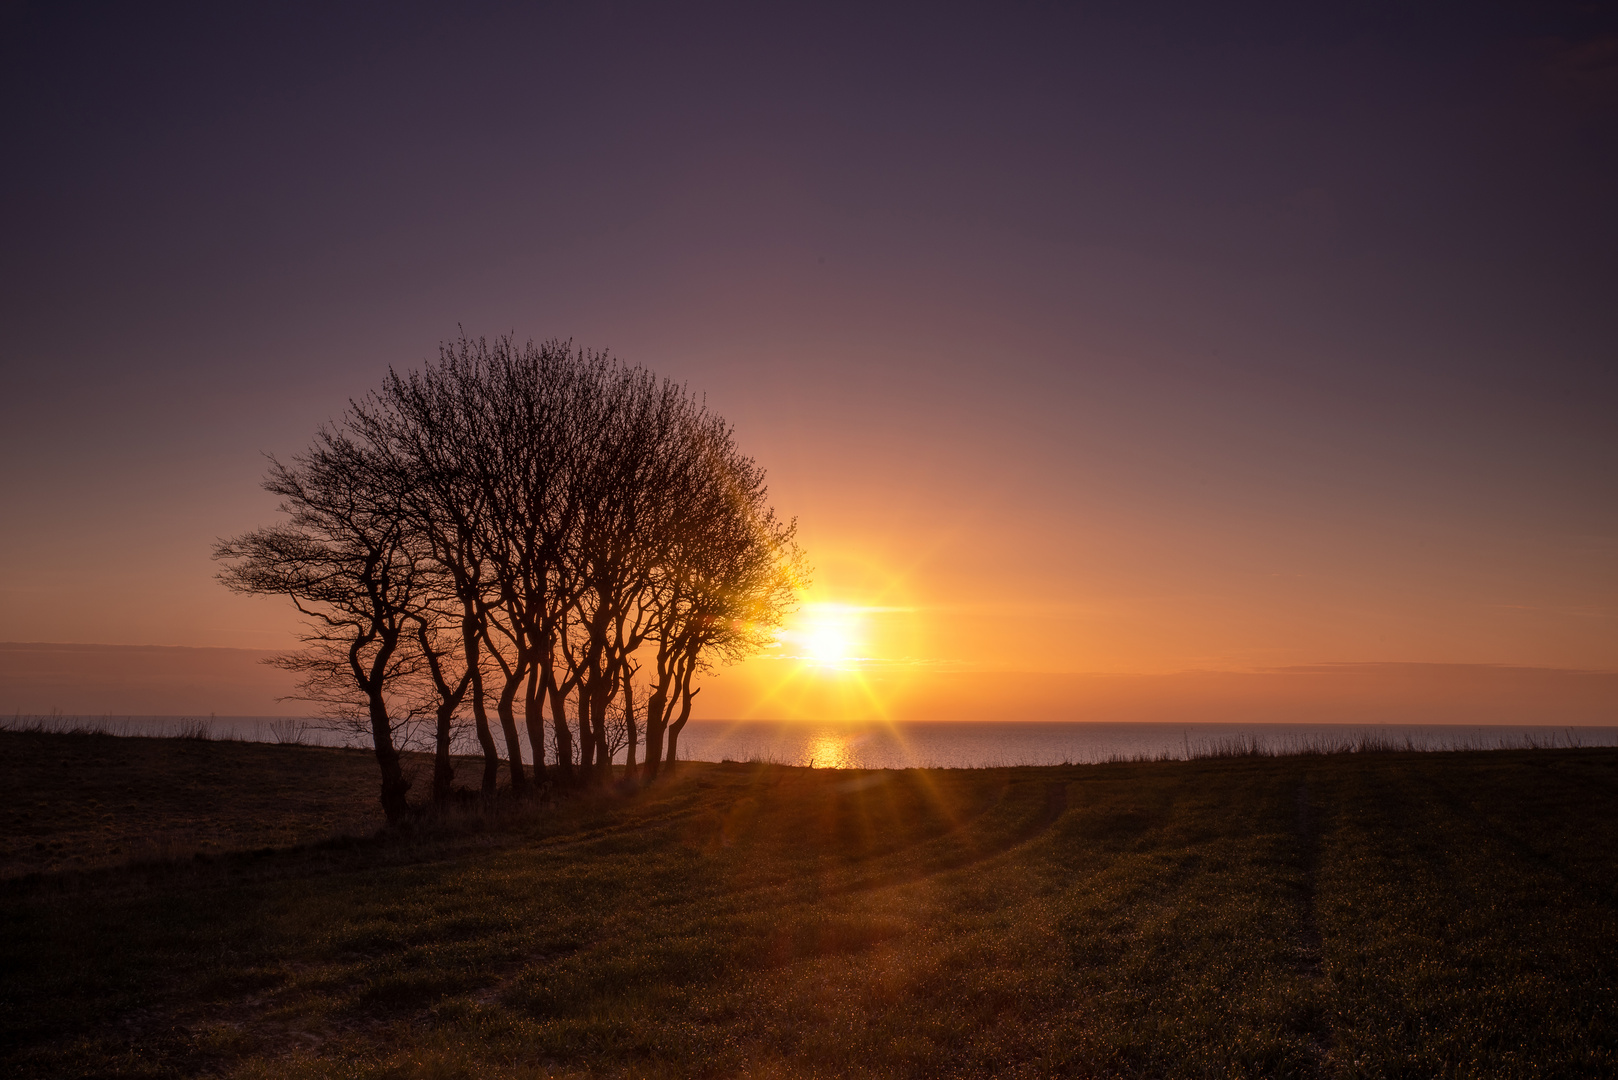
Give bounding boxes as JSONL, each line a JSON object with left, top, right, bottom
{"left": 2, "top": 3, "right": 1615, "bottom": 702}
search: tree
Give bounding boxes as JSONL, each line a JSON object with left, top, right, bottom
{"left": 643, "top": 415, "right": 805, "bottom": 777}
{"left": 215, "top": 432, "right": 426, "bottom": 823}
{"left": 220, "top": 332, "right": 806, "bottom": 816}
{"left": 352, "top": 344, "right": 508, "bottom": 795}
{"left": 565, "top": 366, "right": 695, "bottom": 785}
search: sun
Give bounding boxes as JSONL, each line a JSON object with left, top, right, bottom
{"left": 806, "top": 623, "right": 854, "bottom": 663}
{"left": 794, "top": 605, "right": 865, "bottom": 669}
{"left": 747, "top": 600, "right": 919, "bottom": 722}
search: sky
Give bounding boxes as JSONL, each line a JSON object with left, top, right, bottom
{"left": 2, "top": 2, "right": 1616, "bottom": 720}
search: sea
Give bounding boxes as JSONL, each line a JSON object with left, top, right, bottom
{"left": 8, "top": 714, "right": 1617, "bottom": 769}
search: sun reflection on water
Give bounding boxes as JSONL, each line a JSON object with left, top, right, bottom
{"left": 804, "top": 731, "right": 862, "bottom": 769}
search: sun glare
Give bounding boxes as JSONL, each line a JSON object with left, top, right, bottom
{"left": 793, "top": 605, "right": 866, "bottom": 669}
{"left": 806, "top": 624, "right": 853, "bottom": 662}
{"left": 748, "top": 598, "right": 921, "bottom": 723}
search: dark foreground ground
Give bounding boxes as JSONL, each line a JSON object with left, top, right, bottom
{"left": 1, "top": 732, "right": 1615, "bottom": 1079}
{"left": 0, "top": 732, "right": 389, "bottom": 878}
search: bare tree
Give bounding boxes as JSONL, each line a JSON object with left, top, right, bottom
{"left": 354, "top": 345, "right": 508, "bottom": 795}
{"left": 214, "top": 432, "right": 425, "bottom": 823}
{"left": 565, "top": 367, "right": 698, "bottom": 785}
{"left": 355, "top": 336, "right": 588, "bottom": 798}
{"left": 647, "top": 418, "right": 805, "bottom": 777}
{"left": 222, "top": 332, "right": 806, "bottom": 813}
{"left": 446, "top": 338, "right": 595, "bottom": 792}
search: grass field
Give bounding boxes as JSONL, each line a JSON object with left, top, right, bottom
{"left": 0, "top": 732, "right": 388, "bottom": 878}
{"left": 1, "top": 731, "right": 1615, "bottom": 1078}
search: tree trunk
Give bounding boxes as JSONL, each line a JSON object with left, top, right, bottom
{"left": 543, "top": 680, "right": 576, "bottom": 790}
{"left": 496, "top": 671, "right": 527, "bottom": 795}
{"left": 523, "top": 665, "right": 547, "bottom": 785}
{"left": 463, "top": 617, "right": 499, "bottom": 797}
{"left": 592, "top": 676, "right": 613, "bottom": 785}
{"left": 623, "top": 673, "right": 638, "bottom": 779}
{"left": 579, "top": 620, "right": 611, "bottom": 785}
{"left": 420, "top": 621, "right": 465, "bottom": 807}
{"left": 664, "top": 723, "right": 680, "bottom": 775}
{"left": 472, "top": 694, "right": 498, "bottom": 795}
{"left": 355, "top": 624, "right": 410, "bottom": 823}
{"left": 642, "top": 683, "right": 669, "bottom": 782}
{"left": 432, "top": 701, "right": 455, "bottom": 805}
{"left": 663, "top": 683, "right": 697, "bottom": 777}
{"left": 577, "top": 674, "right": 597, "bottom": 774}
{"left": 545, "top": 667, "right": 575, "bottom": 785}
{"left": 369, "top": 696, "right": 411, "bottom": 824}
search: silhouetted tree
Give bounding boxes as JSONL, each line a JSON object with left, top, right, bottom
{"left": 221, "top": 332, "right": 805, "bottom": 817}
{"left": 352, "top": 348, "right": 506, "bottom": 795}
{"left": 214, "top": 433, "right": 425, "bottom": 823}
{"left": 644, "top": 416, "right": 804, "bottom": 777}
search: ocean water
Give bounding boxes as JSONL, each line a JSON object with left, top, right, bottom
{"left": 8, "top": 714, "right": 1616, "bottom": 768}
{"left": 672, "top": 720, "right": 1618, "bottom": 768}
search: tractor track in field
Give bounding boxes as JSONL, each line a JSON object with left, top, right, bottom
{"left": 833, "top": 779, "right": 1070, "bottom": 896}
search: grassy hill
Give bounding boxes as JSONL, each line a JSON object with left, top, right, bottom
{"left": 1, "top": 731, "right": 1615, "bottom": 1078}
